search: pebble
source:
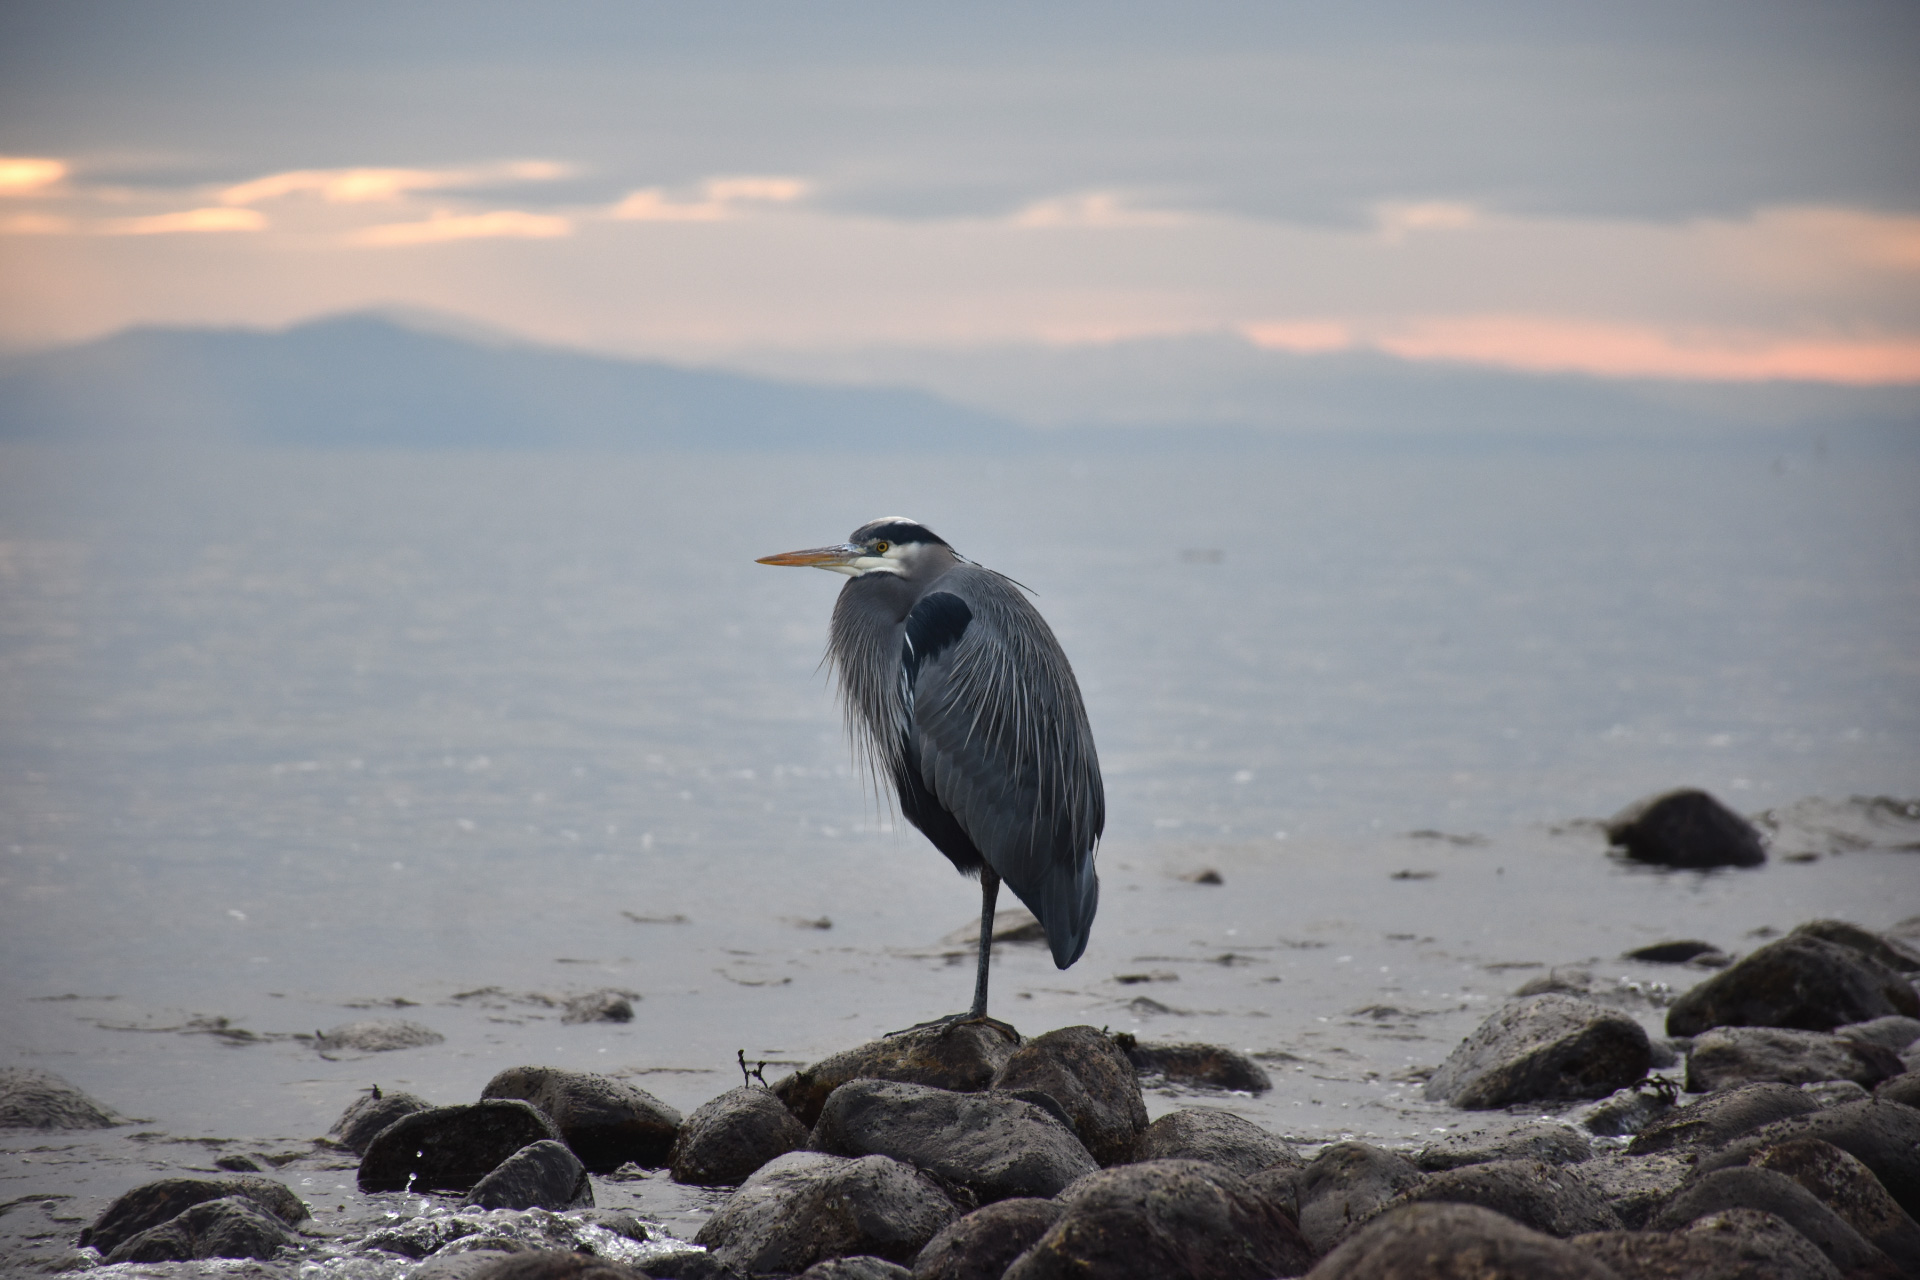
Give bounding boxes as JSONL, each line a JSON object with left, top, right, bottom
{"left": 670, "top": 1085, "right": 810, "bottom": 1187}
{"left": 774, "top": 1022, "right": 1017, "bottom": 1129}
{"left": 1293, "top": 1140, "right": 1428, "bottom": 1256}
{"left": 1685, "top": 1025, "right": 1906, "bottom": 1091}
{"left": 989, "top": 1025, "right": 1148, "bottom": 1166}
{"left": 314, "top": 1017, "right": 445, "bottom": 1052}
{"left": 358, "top": 1098, "right": 563, "bottom": 1193}
{"left": 561, "top": 989, "right": 638, "bottom": 1024}
{"left": 1423, "top": 993, "right": 1651, "bottom": 1109}
{"left": 1131, "top": 1106, "right": 1302, "bottom": 1176}
{"left": 1382, "top": 1158, "right": 1621, "bottom": 1237}
{"left": 0, "top": 1066, "right": 119, "bottom": 1130}
{"left": 1309, "top": 1201, "right": 1619, "bottom": 1279}
{"left": 1666, "top": 933, "right": 1920, "bottom": 1037}
{"left": 468, "top": 1139, "right": 595, "bottom": 1211}
{"left": 1573, "top": 1207, "right": 1843, "bottom": 1280}
{"left": 1414, "top": 1121, "right": 1592, "bottom": 1171}
{"left": 1604, "top": 787, "right": 1767, "bottom": 868}
{"left": 1622, "top": 939, "right": 1730, "bottom": 965}
{"left": 329, "top": 1085, "right": 433, "bottom": 1153}
{"left": 482, "top": 1066, "right": 684, "bottom": 1172}
{"left": 912, "top": 1198, "right": 1064, "bottom": 1280}
{"left": 694, "top": 1150, "right": 957, "bottom": 1275}
{"left": 1653, "top": 1166, "right": 1895, "bottom": 1275}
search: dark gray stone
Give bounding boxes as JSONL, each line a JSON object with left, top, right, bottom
{"left": 1692, "top": 1098, "right": 1920, "bottom": 1219}
{"left": 328, "top": 1087, "right": 432, "bottom": 1153}
{"left": 1002, "top": 1159, "right": 1312, "bottom": 1280}
{"left": 0, "top": 1067, "right": 118, "bottom": 1129}
{"left": 1623, "top": 940, "right": 1727, "bottom": 965}
{"left": 314, "top": 1018, "right": 444, "bottom": 1052}
{"left": 1666, "top": 934, "right": 1920, "bottom": 1037}
{"left": 1573, "top": 1208, "right": 1842, "bottom": 1280}
{"left": 466, "top": 1138, "right": 593, "bottom": 1210}
{"left": 466, "top": 1254, "right": 651, "bottom": 1280}
{"left": 412, "top": 1249, "right": 535, "bottom": 1280}
{"left": 671, "top": 1085, "right": 810, "bottom": 1187}
{"left": 1131, "top": 1107, "right": 1301, "bottom": 1176}
{"left": 694, "top": 1151, "right": 958, "bottom": 1275}
{"left": 641, "top": 1249, "right": 746, "bottom": 1280}
{"left": 1605, "top": 788, "right": 1766, "bottom": 868}
{"left": 1578, "top": 1153, "right": 1693, "bottom": 1229}
{"left": 81, "top": 1176, "right": 309, "bottom": 1256}
{"left": 1113, "top": 1036, "right": 1273, "bottom": 1093}
{"left": 774, "top": 1023, "right": 1018, "bottom": 1130}
{"left": 988, "top": 1026, "right": 1147, "bottom": 1167}
{"left": 1801, "top": 1080, "right": 1872, "bottom": 1107}
{"left": 811, "top": 1078, "right": 1096, "bottom": 1202}
{"left": 1627, "top": 1081, "right": 1821, "bottom": 1155}
{"left": 213, "top": 1152, "right": 268, "bottom": 1172}
{"left": 357, "top": 1098, "right": 562, "bottom": 1193}
{"left": 911, "top": 1198, "right": 1063, "bottom": 1280}
{"left": 561, "top": 989, "right": 636, "bottom": 1024}
{"left": 1685, "top": 1025, "right": 1905, "bottom": 1091}
{"left": 1309, "top": 1202, "right": 1620, "bottom": 1280}
{"left": 1424, "top": 994, "right": 1651, "bottom": 1109}
{"left": 1383, "top": 1159, "right": 1621, "bottom": 1237}
{"left": 1654, "top": 1166, "right": 1895, "bottom": 1274}
{"left": 1842, "top": 1015, "right": 1920, "bottom": 1052}
{"left": 1876, "top": 1072, "right": 1920, "bottom": 1107}
{"left": 798, "top": 1258, "right": 914, "bottom": 1280}
{"left": 1741, "top": 1137, "right": 1920, "bottom": 1275}
{"left": 482, "top": 1066, "right": 683, "bottom": 1172}
{"left": 1792, "top": 919, "right": 1920, "bottom": 974}
{"left": 103, "top": 1195, "right": 294, "bottom": 1264}
{"left": 1292, "top": 1141, "right": 1427, "bottom": 1257}
{"left": 1415, "top": 1122, "right": 1592, "bottom": 1171}
{"left": 1574, "top": 1085, "right": 1676, "bottom": 1138}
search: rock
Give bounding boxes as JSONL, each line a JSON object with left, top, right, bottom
{"left": 694, "top": 1151, "right": 957, "bottom": 1275}
{"left": 812, "top": 1078, "right": 1097, "bottom": 1202}
{"left": 561, "top": 989, "right": 637, "bottom": 1024}
{"left": 670, "top": 1085, "right": 809, "bottom": 1187}
{"left": 1741, "top": 1137, "right": 1920, "bottom": 1274}
{"left": 1802, "top": 1080, "right": 1873, "bottom": 1107}
{"left": 642, "top": 1250, "right": 747, "bottom": 1280}
{"left": 482, "top": 1066, "right": 683, "bottom": 1172}
{"left": 1573, "top": 1208, "right": 1842, "bottom": 1280}
{"left": 1131, "top": 1107, "right": 1302, "bottom": 1176}
{"left": 1653, "top": 1166, "right": 1896, "bottom": 1274}
{"left": 1573, "top": 1085, "right": 1677, "bottom": 1138}
{"left": 1383, "top": 1159, "right": 1620, "bottom": 1237}
{"left": 1842, "top": 1015, "right": 1920, "bottom": 1052}
{"left": 1692, "top": 1098, "right": 1920, "bottom": 1219}
{"left": 413, "top": 1250, "right": 535, "bottom": 1280}
{"left": 1623, "top": 940, "right": 1729, "bottom": 965}
{"left": 1424, "top": 994, "right": 1651, "bottom": 1109}
{"left": 1293, "top": 1141, "right": 1428, "bottom": 1256}
{"left": 1415, "top": 1122, "right": 1592, "bottom": 1171}
{"left": 1307, "top": 1202, "right": 1621, "bottom": 1279}
{"left": 328, "top": 1087, "right": 433, "bottom": 1153}
{"left": 1685, "top": 1025, "right": 1905, "bottom": 1091}
{"left": 314, "top": 1017, "right": 444, "bottom": 1052}
{"left": 466, "top": 1254, "right": 651, "bottom": 1280}
{"left": 81, "top": 1176, "right": 309, "bottom": 1256}
{"left": 912, "top": 1198, "right": 1064, "bottom": 1280}
{"left": 1002, "top": 1159, "right": 1312, "bottom": 1280}
{"left": 775, "top": 1023, "right": 1019, "bottom": 1129}
{"left": 103, "top": 1195, "right": 296, "bottom": 1264}
{"left": 0, "top": 1067, "right": 118, "bottom": 1129}
{"left": 988, "top": 1026, "right": 1147, "bottom": 1166}
{"left": 466, "top": 1138, "right": 593, "bottom": 1210}
{"left": 213, "top": 1152, "right": 268, "bottom": 1172}
{"left": 1792, "top": 920, "right": 1920, "bottom": 974}
{"left": 1627, "top": 1082, "right": 1821, "bottom": 1155}
{"left": 799, "top": 1258, "right": 914, "bottom": 1280}
{"left": 1665, "top": 934, "right": 1920, "bottom": 1037}
{"left": 1113, "top": 1036, "right": 1273, "bottom": 1093}
{"left": 1605, "top": 788, "right": 1766, "bottom": 868}
{"left": 1877, "top": 1072, "right": 1920, "bottom": 1107}
{"left": 1578, "top": 1153, "right": 1693, "bottom": 1229}
{"left": 1244, "top": 1166, "right": 1302, "bottom": 1225}
{"left": 357, "top": 1099, "right": 563, "bottom": 1192}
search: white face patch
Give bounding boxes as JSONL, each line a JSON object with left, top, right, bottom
{"left": 824, "top": 540, "right": 920, "bottom": 577}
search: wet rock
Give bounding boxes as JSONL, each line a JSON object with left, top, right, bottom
{"left": 466, "top": 1254, "right": 650, "bottom": 1280}
{"left": 1693, "top": 1098, "right": 1920, "bottom": 1219}
{"left": 1802, "top": 1080, "right": 1873, "bottom": 1107}
{"left": 775, "top": 1023, "right": 1018, "bottom": 1129}
{"left": 1792, "top": 919, "right": 1920, "bottom": 974}
{"left": 1653, "top": 1166, "right": 1896, "bottom": 1274}
{"left": 103, "top": 1195, "right": 295, "bottom": 1264}
{"left": 561, "top": 989, "right": 637, "bottom": 1024}
{"left": 1308, "top": 1202, "right": 1619, "bottom": 1280}
{"left": 811, "top": 1078, "right": 1097, "bottom": 1202}
{"left": 358, "top": 1099, "right": 563, "bottom": 1193}
{"left": 989, "top": 1026, "right": 1147, "bottom": 1166}
{"left": 1002, "top": 1159, "right": 1312, "bottom": 1280}
{"left": 642, "top": 1249, "right": 747, "bottom": 1280}
{"left": 1293, "top": 1141, "right": 1428, "bottom": 1256}
{"left": 314, "top": 1017, "right": 444, "bottom": 1052}
{"left": 1685, "top": 1025, "right": 1905, "bottom": 1091}
{"left": 466, "top": 1139, "right": 593, "bottom": 1210}
{"left": 1244, "top": 1165, "right": 1303, "bottom": 1225}
{"left": 1113, "top": 1036, "right": 1273, "bottom": 1093}
{"left": 1843, "top": 1015, "right": 1920, "bottom": 1052}
{"left": 1623, "top": 940, "right": 1729, "bottom": 965}
{"left": 1579, "top": 1153, "right": 1693, "bottom": 1229}
{"left": 1424, "top": 994, "right": 1651, "bottom": 1109}
{"left": 1665, "top": 934, "right": 1920, "bottom": 1037}
{"left": 81, "top": 1176, "right": 309, "bottom": 1255}
{"left": 799, "top": 1258, "right": 914, "bottom": 1280}
{"left": 0, "top": 1067, "right": 118, "bottom": 1129}
{"left": 1131, "top": 1107, "right": 1301, "bottom": 1176}
{"left": 1573, "top": 1085, "right": 1677, "bottom": 1138}
{"left": 1573, "top": 1208, "right": 1842, "bottom": 1280}
{"left": 694, "top": 1150, "right": 957, "bottom": 1275}
{"left": 1415, "top": 1122, "right": 1592, "bottom": 1171}
{"left": 1877, "top": 1072, "right": 1920, "bottom": 1107}
{"left": 912, "top": 1198, "right": 1064, "bottom": 1280}
{"left": 213, "top": 1152, "right": 268, "bottom": 1172}
{"left": 482, "top": 1066, "right": 683, "bottom": 1172}
{"left": 329, "top": 1086, "right": 433, "bottom": 1153}
{"left": 414, "top": 1250, "right": 535, "bottom": 1280}
{"left": 1741, "top": 1137, "right": 1920, "bottom": 1274}
{"left": 670, "top": 1085, "right": 809, "bottom": 1187}
{"left": 1627, "top": 1082, "right": 1821, "bottom": 1155}
{"left": 1385, "top": 1159, "right": 1620, "bottom": 1237}
{"left": 1605, "top": 788, "right": 1766, "bottom": 868}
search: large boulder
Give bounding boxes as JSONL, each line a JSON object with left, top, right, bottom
{"left": 481, "top": 1066, "right": 682, "bottom": 1172}
{"left": 0, "top": 1067, "right": 118, "bottom": 1129}
{"left": 1131, "top": 1108, "right": 1302, "bottom": 1176}
{"left": 1627, "top": 1082, "right": 1821, "bottom": 1155}
{"left": 1578, "top": 1153, "right": 1693, "bottom": 1229}
{"left": 1294, "top": 1141, "right": 1428, "bottom": 1256}
{"left": 1414, "top": 1122, "right": 1592, "bottom": 1171}
{"left": 1685, "top": 1025, "right": 1905, "bottom": 1091}
{"left": 989, "top": 1026, "right": 1148, "bottom": 1166}
{"left": 1382, "top": 1159, "right": 1621, "bottom": 1237}
{"left": 1742, "top": 1137, "right": 1920, "bottom": 1275}
{"left": 798, "top": 1259, "right": 912, "bottom": 1280}
{"left": 1692, "top": 1098, "right": 1920, "bottom": 1220}
{"left": 101, "top": 1195, "right": 296, "bottom": 1264}
{"left": 671, "top": 1086, "right": 810, "bottom": 1187}
{"left": 466, "top": 1255, "right": 651, "bottom": 1280}
{"left": 812, "top": 1079, "right": 1097, "bottom": 1202}
{"left": 1793, "top": 920, "right": 1920, "bottom": 974}
{"left": 1114, "top": 1037, "right": 1273, "bottom": 1093}
{"left": 1878, "top": 1073, "right": 1920, "bottom": 1108}
{"left": 467, "top": 1139, "right": 594, "bottom": 1211}
{"left": 1653, "top": 1166, "right": 1895, "bottom": 1275}
{"left": 1842, "top": 1015, "right": 1920, "bottom": 1052}
{"left": 358, "top": 1099, "right": 562, "bottom": 1193}
{"left": 694, "top": 1151, "right": 957, "bottom": 1275}
{"left": 1307, "top": 1202, "right": 1621, "bottom": 1280}
{"left": 911, "top": 1198, "right": 1064, "bottom": 1280}
{"left": 1002, "top": 1159, "right": 1312, "bottom": 1280}
{"left": 775, "top": 1024, "right": 1018, "bottom": 1129}
{"left": 329, "top": 1087, "right": 433, "bottom": 1153}
{"left": 81, "top": 1176, "right": 309, "bottom": 1256}
{"left": 1666, "top": 934, "right": 1920, "bottom": 1037}
{"left": 1573, "top": 1208, "right": 1842, "bottom": 1280}
{"left": 1424, "top": 995, "right": 1651, "bottom": 1109}
{"left": 1605, "top": 788, "right": 1766, "bottom": 868}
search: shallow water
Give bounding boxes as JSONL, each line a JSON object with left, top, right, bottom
{"left": 1, "top": 438, "right": 1917, "bottom": 1244}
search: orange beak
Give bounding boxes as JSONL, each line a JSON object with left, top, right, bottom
{"left": 756, "top": 542, "right": 862, "bottom": 569}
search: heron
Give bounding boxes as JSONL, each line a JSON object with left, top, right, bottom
{"left": 758, "top": 517, "right": 1103, "bottom": 1036}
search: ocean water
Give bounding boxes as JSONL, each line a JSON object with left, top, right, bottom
{"left": 1, "top": 437, "right": 1917, "bottom": 1225}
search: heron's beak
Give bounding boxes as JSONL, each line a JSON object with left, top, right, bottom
{"left": 756, "top": 542, "right": 862, "bottom": 570}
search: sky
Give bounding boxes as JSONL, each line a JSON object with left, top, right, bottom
{"left": 2, "top": 1, "right": 1918, "bottom": 383}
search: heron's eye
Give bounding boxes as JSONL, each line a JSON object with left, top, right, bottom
{"left": 874, "top": 541, "right": 889, "bottom": 554}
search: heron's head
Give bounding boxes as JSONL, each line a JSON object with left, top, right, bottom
{"left": 756, "top": 517, "right": 953, "bottom": 578}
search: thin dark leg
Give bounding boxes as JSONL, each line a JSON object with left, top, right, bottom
{"left": 970, "top": 868, "right": 1000, "bottom": 1018}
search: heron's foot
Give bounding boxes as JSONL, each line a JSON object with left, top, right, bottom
{"left": 885, "top": 1011, "right": 1021, "bottom": 1044}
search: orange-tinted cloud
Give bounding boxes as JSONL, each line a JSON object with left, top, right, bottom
{"left": 1010, "top": 191, "right": 1190, "bottom": 229}
{"left": 221, "top": 161, "right": 567, "bottom": 206}
{"left": 101, "top": 207, "right": 267, "bottom": 235}
{"left": 610, "top": 175, "right": 808, "bottom": 221}
{"left": 1242, "top": 320, "right": 1355, "bottom": 354}
{"left": 0, "top": 157, "right": 68, "bottom": 195}
{"left": 354, "top": 209, "right": 572, "bottom": 245}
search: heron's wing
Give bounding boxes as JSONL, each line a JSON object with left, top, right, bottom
{"left": 902, "top": 568, "right": 1104, "bottom": 968}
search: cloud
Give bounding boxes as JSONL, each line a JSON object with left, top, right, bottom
{"left": 0, "top": 157, "right": 68, "bottom": 196}
{"left": 353, "top": 209, "right": 572, "bottom": 245}
{"left": 0, "top": 213, "right": 72, "bottom": 235}
{"left": 221, "top": 161, "right": 568, "bottom": 206}
{"left": 1010, "top": 192, "right": 1190, "bottom": 229}
{"left": 1242, "top": 321, "right": 1355, "bottom": 354}
{"left": 100, "top": 207, "right": 267, "bottom": 235}
{"left": 1374, "top": 200, "right": 1480, "bottom": 243}
{"left": 610, "top": 175, "right": 808, "bottom": 222}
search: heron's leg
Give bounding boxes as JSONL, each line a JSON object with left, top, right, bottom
{"left": 970, "top": 867, "right": 1001, "bottom": 1019}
